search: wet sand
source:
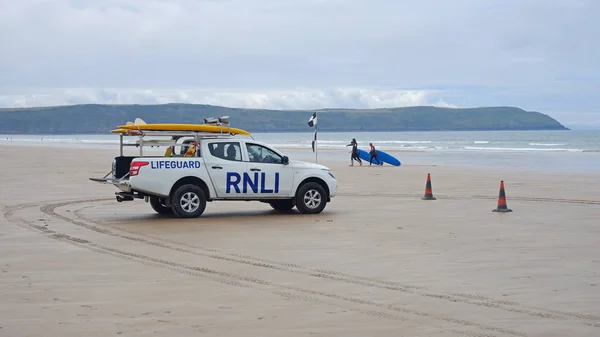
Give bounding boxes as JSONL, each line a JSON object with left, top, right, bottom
{"left": 1, "top": 144, "right": 600, "bottom": 337}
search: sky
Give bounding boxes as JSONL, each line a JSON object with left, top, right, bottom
{"left": 1, "top": 0, "right": 599, "bottom": 128}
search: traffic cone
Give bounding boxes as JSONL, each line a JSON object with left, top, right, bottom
{"left": 492, "top": 180, "right": 512, "bottom": 212}
{"left": 422, "top": 173, "right": 436, "bottom": 200}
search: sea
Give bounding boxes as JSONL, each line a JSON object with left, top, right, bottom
{"left": 1, "top": 130, "right": 599, "bottom": 173}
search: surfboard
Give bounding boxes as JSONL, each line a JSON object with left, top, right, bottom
{"left": 376, "top": 149, "right": 401, "bottom": 166}
{"left": 110, "top": 118, "right": 147, "bottom": 134}
{"left": 116, "top": 123, "right": 252, "bottom": 136}
{"left": 357, "top": 148, "right": 401, "bottom": 166}
{"left": 357, "top": 149, "right": 382, "bottom": 166}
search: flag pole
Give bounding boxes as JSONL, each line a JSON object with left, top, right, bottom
{"left": 308, "top": 110, "right": 318, "bottom": 164}
{"left": 315, "top": 116, "right": 318, "bottom": 164}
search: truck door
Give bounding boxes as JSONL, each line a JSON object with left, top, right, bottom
{"left": 203, "top": 141, "right": 248, "bottom": 198}
{"left": 244, "top": 142, "right": 294, "bottom": 197}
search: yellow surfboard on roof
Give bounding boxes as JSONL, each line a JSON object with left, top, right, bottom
{"left": 110, "top": 117, "right": 252, "bottom": 136}
{"left": 116, "top": 123, "right": 251, "bottom": 136}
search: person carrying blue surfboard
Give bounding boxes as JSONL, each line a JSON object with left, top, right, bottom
{"left": 346, "top": 138, "right": 362, "bottom": 166}
{"left": 369, "top": 143, "right": 381, "bottom": 166}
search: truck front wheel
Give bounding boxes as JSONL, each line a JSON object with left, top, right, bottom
{"left": 149, "top": 196, "right": 172, "bottom": 215}
{"left": 171, "top": 184, "right": 207, "bottom": 218}
{"left": 295, "top": 182, "right": 327, "bottom": 214}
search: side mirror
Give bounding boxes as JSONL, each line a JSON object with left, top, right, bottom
{"left": 282, "top": 156, "right": 289, "bottom": 165}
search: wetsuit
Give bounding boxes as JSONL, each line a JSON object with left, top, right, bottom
{"left": 347, "top": 141, "right": 361, "bottom": 164}
{"left": 369, "top": 145, "right": 381, "bottom": 165}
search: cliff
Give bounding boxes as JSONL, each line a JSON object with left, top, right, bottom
{"left": 0, "top": 104, "right": 568, "bottom": 134}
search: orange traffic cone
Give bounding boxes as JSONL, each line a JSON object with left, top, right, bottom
{"left": 422, "top": 173, "right": 436, "bottom": 200}
{"left": 492, "top": 180, "right": 512, "bottom": 212}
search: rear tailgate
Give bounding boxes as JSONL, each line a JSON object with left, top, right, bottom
{"left": 89, "top": 156, "right": 136, "bottom": 191}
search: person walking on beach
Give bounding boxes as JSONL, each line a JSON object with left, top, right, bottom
{"left": 346, "top": 138, "right": 362, "bottom": 166}
{"left": 369, "top": 143, "right": 381, "bottom": 166}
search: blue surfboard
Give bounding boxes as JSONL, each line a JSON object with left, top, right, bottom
{"left": 357, "top": 149, "right": 379, "bottom": 165}
{"left": 357, "top": 148, "right": 401, "bottom": 166}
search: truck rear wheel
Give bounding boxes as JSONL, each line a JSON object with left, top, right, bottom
{"left": 295, "top": 182, "right": 327, "bottom": 214}
{"left": 149, "top": 196, "right": 172, "bottom": 215}
{"left": 171, "top": 184, "right": 207, "bottom": 218}
{"left": 269, "top": 199, "right": 295, "bottom": 212}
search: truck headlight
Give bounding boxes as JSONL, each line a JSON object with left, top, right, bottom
{"left": 320, "top": 168, "right": 335, "bottom": 179}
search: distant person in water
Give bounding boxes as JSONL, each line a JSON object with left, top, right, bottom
{"left": 346, "top": 138, "right": 362, "bottom": 166}
{"left": 369, "top": 143, "right": 381, "bottom": 166}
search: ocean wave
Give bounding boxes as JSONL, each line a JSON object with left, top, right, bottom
{"left": 3, "top": 135, "right": 598, "bottom": 154}
{"left": 80, "top": 139, "right": 126, "bottom": 144}
{"left": 294, "top": 140, "right": 432, "bottom": 144}
{"left": 463, "top": 146, "right": 585, "bottom": 152}
{"left": 529, "top": 142, "right": 567, "bottom": 146}
{"left": 274, "top": 144, "right": 594, "bottom": 153}
{"left": 378, "top": 140, "right": 432, "bottom": 144}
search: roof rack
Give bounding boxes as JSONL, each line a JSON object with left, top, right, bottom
{"left": 120, "top": 130, "right": 240, "bottom": 137}
{"left": 113, "top": 115, "right": 253, "bottom": 156}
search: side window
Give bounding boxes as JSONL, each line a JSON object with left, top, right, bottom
{"left": 246, "top": 143, "right": 282, "bottom": 164}
{"left": 208, "top": 142, "right": 242, "bottom": 161}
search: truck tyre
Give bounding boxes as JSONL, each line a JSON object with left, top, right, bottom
{"left": 149, "top": 196, "right": 172, "bottom": 215}
{"left": 171, "top": 184, "right": 207, "bottom": 218}
{"left": 269, "top": 199, "right": 295, "bottom": 212}
{"left": 295, "top": 182, "right": 327, "bottom": 214}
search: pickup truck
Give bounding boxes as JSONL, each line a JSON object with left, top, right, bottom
{"left": 92, "top": 134, "right": 337, "bottom": 218}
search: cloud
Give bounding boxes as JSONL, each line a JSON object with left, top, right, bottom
{"left": 1, "top": 0, "right": 598, "bottom": 88}
{"left": 0, "top": 88, "right": 456, "bottom": 110}
{"left": 0, "top": 0, "right": 599, "bottom": 125}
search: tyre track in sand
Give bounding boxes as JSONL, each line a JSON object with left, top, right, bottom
{"left": 3, "top": 200, "right": 521, "bottom": 337}
{"left": 5, "top": 195, "right": 600, "bottom": 330}
{"left": 2, "top": 202, "right": 429, "bottom": 330}
{"left": 53, "top": 198, "right": 600, "bottom": 329}
{"left": 5, "top": 194, "right": 600, "bottom": 335}
{"left": 69, "top": 199, "right": 600, "bottom": 328}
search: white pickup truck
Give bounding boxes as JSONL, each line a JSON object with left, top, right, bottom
{"left": 91, "top": 130, "right": 337, "bottom": 218}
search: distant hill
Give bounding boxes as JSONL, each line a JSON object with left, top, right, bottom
{"left": 0, "top": 103, "right": 568, "bottom": 134}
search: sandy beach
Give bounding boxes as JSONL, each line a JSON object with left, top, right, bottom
{"left": 1, "top": 144, "right": 600, "bottom": 337}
